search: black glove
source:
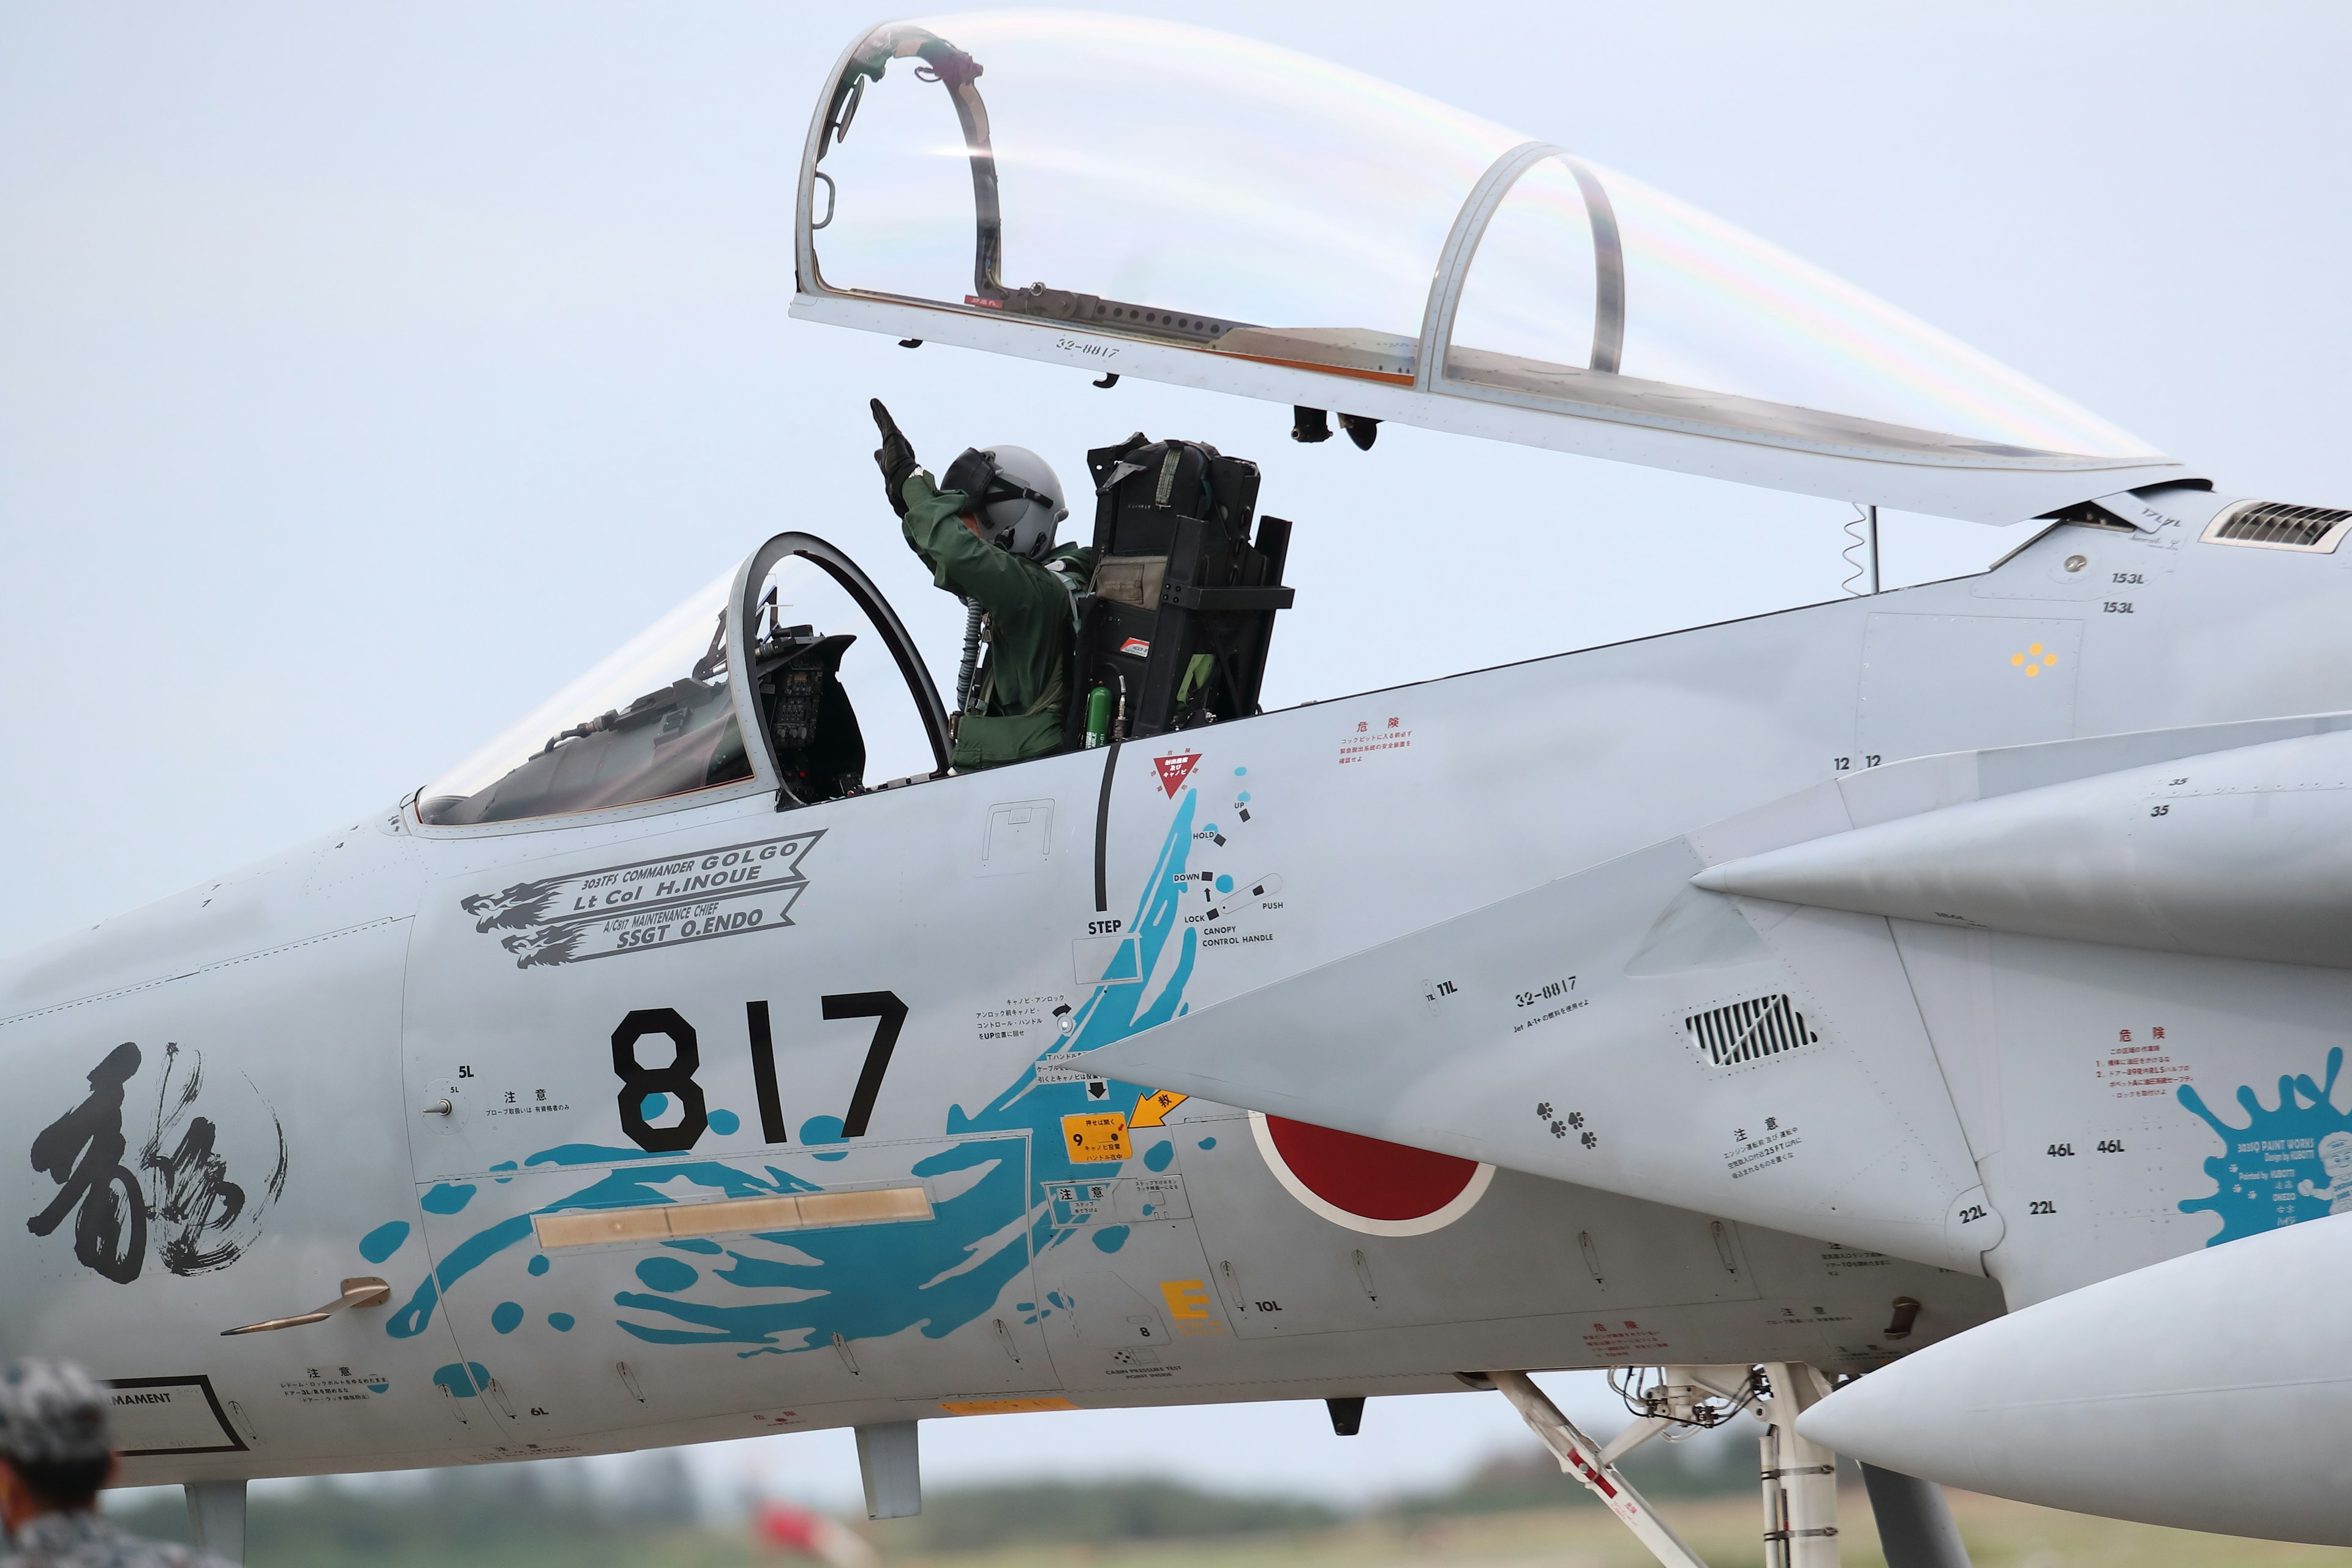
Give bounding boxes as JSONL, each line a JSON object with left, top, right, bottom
{"left": 871, "top": 398, "right": 918, "bottom": 519}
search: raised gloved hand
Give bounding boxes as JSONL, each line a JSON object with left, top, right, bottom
{"left": 871, "top": 399, "right": 919, "bottom": 519}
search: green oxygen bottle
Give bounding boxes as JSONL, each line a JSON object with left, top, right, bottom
{"left": 1084, "top": 684, "right": 1112, "bottom": 748}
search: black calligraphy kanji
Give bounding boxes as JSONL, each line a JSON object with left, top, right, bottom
{"left": 28, "top": 1042, "right": 148, "bottom": 1283}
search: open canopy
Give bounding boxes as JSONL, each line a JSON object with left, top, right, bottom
{"left": 793, "top": 12, "right": 2190, "bottom": 523}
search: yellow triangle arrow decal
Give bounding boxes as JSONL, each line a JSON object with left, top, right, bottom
{"left": 1131, "top": 1089, "right": 1188, "bottom": 1128}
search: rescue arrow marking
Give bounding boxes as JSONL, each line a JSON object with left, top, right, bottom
{"left": 1131, "top": 1089, "right": 1187, "bottom": 1128}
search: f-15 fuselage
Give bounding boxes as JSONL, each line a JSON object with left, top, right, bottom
{"left": 5, "top": 486, "right": 2342, "bottom": 1487}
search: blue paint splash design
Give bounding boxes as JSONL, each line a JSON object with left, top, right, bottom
{"left": 636, "top": 1256, "right": 699, "bottom": 1292}
{"left": 798, "top": 1115, "right": 850, "bottom": 1161}
{"left": 421, "top": 1183, "right": 477, "bottom": 1215}
{"left": 432, "top": 1362, "right": 491, "bottom": 1398}
{"left": 2179, "top": 1047, "right": 2352, "bottom": 1243}
{"left": 390, "top": 1215, "right": 536, "bottom": 1338}
{"left": 358, "top": 1221, "right": 410, "bottom": 1264}
{"left": 491, "top": 1301, "right": 524, "bottom": 1334}
{"left": 385, "top": 790, "right": 1205, "bottom": 1359}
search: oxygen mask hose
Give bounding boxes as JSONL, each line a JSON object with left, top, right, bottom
{"left": 955, "top": 598, "right": 984, "bottom": 714}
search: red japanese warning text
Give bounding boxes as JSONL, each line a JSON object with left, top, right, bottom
{"left": 1338, "top": 716, "right": 1412, "bottom": 764}
{"left": 1153, "top": 753, "right": 1201, "bottom": 797}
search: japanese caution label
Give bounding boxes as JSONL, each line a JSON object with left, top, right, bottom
{"left": 1062, "top": 1111, "right": 1133, "bottom": 1163}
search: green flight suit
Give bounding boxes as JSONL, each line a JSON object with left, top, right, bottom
{"left": 900, "top": 471, "right": 1098, "bottom": 771}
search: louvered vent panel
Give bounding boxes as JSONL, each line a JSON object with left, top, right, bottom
{"left": 1685, "top": 994, "right": 1819, "bottom": 1067}
{"left": 2206, "top": 500, "right": 2352, "bottom": 551}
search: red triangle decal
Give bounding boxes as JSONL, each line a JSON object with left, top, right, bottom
{"left": 1152, "top": 752, "right": 1202, "bottom": 797}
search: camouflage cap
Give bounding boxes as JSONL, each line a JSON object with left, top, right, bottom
{"left": 0, "top": 1359, "right": 113, "bottom": 1465}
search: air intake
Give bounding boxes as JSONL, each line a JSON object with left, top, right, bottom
{"left": 1685, "top": 994, "right": 1819, "bottom": 1067}
{"left": 2203, "top": 500, "right": 2352, "bottom": 552}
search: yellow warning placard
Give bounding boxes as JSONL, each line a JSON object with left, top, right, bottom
{"left": 1062, "top": 1111, "right": 1132, "bottom": 1163}
{"left": 1131, "top": 1089, "right": 1188, "bottom": 1128}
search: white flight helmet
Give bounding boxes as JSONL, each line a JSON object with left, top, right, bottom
{"left": 943, "top": 443, "right": 1069, "bottom": 560}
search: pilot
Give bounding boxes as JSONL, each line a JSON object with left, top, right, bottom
{"left": 872, "top": 401, "right": 1096, "bottom": 771}
{"left": 0, "top": 1359, "right": 232, "bottom": 1567}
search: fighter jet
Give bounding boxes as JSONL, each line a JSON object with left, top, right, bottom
{"left": 7, "top": 13, "right": 2347, "bottom": 1568}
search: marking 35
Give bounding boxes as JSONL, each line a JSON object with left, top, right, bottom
{"left": 609, "top": 993, "right": 907, "bottom": 1153}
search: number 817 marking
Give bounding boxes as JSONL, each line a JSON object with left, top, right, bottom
{"left": 611, "top": 992, "right": 907, "bottom": 1154}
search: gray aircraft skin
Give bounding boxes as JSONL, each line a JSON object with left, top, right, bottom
{"left": 0, "top": 484, "right": 2326, "bottom": 1484}
{"left": 7, "top": 9, "right": 2351, "bottom": 1555}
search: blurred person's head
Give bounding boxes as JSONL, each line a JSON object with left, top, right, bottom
{"left": 0, "top": 1360, "right": 117, "bottom": 1527}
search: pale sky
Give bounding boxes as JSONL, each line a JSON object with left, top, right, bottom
{"left": 7, "top": 0, "right": 2350, "bottom": 1513}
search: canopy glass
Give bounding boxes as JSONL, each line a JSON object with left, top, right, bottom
{"left": 802, "top": 11, "right": 2157, "bottom": 469}
{"left": 418, "top": 570, "right": 751, "bottom": 826}
{"left": 415, "top": 537, "right": 949, "bottom": 830}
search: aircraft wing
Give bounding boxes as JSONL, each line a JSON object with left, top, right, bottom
{"left": 1095, "top": 708, "right": 2352, "bottom": 1275}
{"left": 1086, "top": 835, "right": 1997, "bottom": 1273}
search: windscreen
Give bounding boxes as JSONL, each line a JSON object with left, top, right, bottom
{"left": 417, "top": 572, "right": 753, "bottom": 826}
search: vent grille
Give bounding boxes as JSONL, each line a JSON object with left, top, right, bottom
{"left": 2204, "top": 500, "right": 2352, "bottom": 552}
{"left": 1686, "top": 994, "right": 1819, "bottom": 1067}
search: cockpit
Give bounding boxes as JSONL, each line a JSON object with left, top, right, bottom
{"left": 417, "top": 10, "right": 2194, "bottom": 833}
{"left": 417, "top": 537, "right": 950, "bottom": 827}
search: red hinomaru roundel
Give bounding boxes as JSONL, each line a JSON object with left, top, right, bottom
{"left": 1249, "top": 1112, "right": 1494, "bottom": 1236}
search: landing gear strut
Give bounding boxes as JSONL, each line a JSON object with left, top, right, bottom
{"left": 1757, "top": 1362, "right": 1839, "bottom": 1568}
{"left": 1490, "top": 1371, "right": 1711, "bottom": 1568}
{"left": 1490, "top": 1363, "right": 1972, "bottom": 1568}
{"left": 184, "top": 1479, "right": 247, "bottom": 1565}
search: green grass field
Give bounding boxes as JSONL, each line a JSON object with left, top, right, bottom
{"left": 872, "top": 1493, "right": 2348, "bottom": 1568}
{"left": 111, "top": 1482, "right": 2352, "bottom": 1568}
{"left": 856, "top": 1493, "right": 2351, "bottom": 1568}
